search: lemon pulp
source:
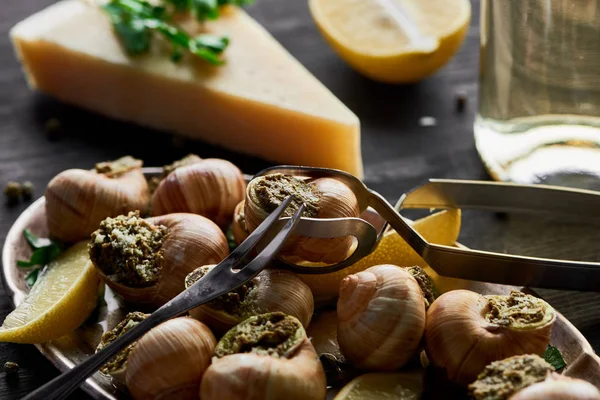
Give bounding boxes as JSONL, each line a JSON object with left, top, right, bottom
{"left": 0, "top": 241, "right": 100, "bottom": 344}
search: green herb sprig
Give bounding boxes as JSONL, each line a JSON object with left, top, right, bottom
{"left": 225, "top": 223, "right": 238, "bottom": 252}
{"left": 165, "top": 0, "right": 254, "bottom": 22}
{"left": 17, "top": 230, "right": 63, "bottom": 287}
{"left": 103, "top": 0, "right": 231, "bottom": 64}
{"left": 543, "top": 344, "right": 567, "bottom": 371}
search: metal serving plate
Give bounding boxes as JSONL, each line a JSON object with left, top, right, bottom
{"left": 2, "top": 169, "right": 600, "bottom": 399}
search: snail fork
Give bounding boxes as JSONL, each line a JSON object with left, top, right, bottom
{"left": 23, "top": 196, "right": 306, "bottom": 400}
{"left": 258, "top": 166, "right": 600, "bottom": 291}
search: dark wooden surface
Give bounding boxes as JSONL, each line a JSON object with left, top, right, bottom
{"left": 1, "top": 0, "right": 600, "bottom": 398}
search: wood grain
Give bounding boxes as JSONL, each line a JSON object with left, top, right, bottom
{"left": 1, "top": 0, "right": 599, "bottom": 398}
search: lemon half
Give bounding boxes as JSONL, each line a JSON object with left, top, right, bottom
{"left": 309, "top": 0, "right": 471, "bottom": 83}
{"left": 0, "top": 241, "right": 100, "bottom": 344}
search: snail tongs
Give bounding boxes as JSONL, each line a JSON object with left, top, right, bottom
{"left": 258, "top": 166, "right": 600, "bottom": 292}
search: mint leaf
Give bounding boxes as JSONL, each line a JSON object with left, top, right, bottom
{"left": 543, "top": 345, "right": 567, "bottom": 370}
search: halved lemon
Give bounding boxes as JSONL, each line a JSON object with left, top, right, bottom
{"left": 299, "top": 209, "right": 461, "bottom": 302}
{"left": 0, "top": 241, "right": 100, "bottom": 343}
{"left": 309, "top": 0, "right": 471, "bottom": 83}
{"left": 334, "top": 371, "right": 423, "bottom": 400}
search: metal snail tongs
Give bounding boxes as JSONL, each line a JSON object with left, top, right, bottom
{"left": 259, "top": 166, "right": 600, "bottom": 291}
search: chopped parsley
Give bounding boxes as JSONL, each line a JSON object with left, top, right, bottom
{"left": 102, "top": 0, "right": 252, "bottom": 64}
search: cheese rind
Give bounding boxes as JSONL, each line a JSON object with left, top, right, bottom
{"left": 11, "top": 0, "right": 363, "bottom": 177}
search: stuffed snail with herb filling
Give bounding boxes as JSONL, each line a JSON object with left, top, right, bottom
{"left": 425, "top": 290, "right": 556, "bottom": 385}
{"left": 185, "top": 265, "right": 314, "bottom": 334}
{"left": 406, "top": 265, "right": 438, "bottom": 309}
{"left": 96, "top": 311, "right": 149, "bottom": 384}
{"left": 125, "top": 317, "right": 216, "bottom": 400}
{"left": 337, "top": 264, "right": 426, "bottom": 370}
{"left": 231, "top": 200, "right": 249, "bottom": 245}
{"left": 46, "top": 156, "right": 150, "bottom": 243}
{"left": 151, "top": 155, "right": 246, "bottom": 228}
{"left": 469, "top": 354, "right": 600, "bottom": 400}
{"left": 97, "top": 313, "right": 216, "bottom": 400}
{"left": 200, "top": 312, "right": 327, "bottom": 400}
{"left": 244, "top": 173, "right": 360, "bottom": 264}
{"left": 89, "top": 211, "right": 228, "bottom": 307}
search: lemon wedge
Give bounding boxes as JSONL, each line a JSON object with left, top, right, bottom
{"left": 309, "top": 0, "right": 471, "bottom": 83}
{"left": 0, "top": 241, "right": 100, "bottom": 344}
{"left": 299, "top": 209, "right": 461, "bottom": 302}
{"left": 334, "top": 371, "right": 423, "bottom": 400}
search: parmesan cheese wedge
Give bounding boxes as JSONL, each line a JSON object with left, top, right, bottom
{"left": 11, "top": 1, "right": 363, "bottom": 177}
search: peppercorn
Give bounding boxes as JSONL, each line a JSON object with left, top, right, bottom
{"left": 3, "top": 362, "right": 19, "bottom": 374}
{"left": 4, "top": 181, "right": 22, "bottom": 204}
{"left": 21, "top": 181, "right": 34, "bottom": 201}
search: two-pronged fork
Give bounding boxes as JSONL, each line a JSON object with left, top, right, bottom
{"left": 23, "top": 196, "right": 305, "bottom": 400}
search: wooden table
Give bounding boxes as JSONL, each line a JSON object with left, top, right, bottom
{"left": 1, "top": 0, "right": 599, "bottom": 398}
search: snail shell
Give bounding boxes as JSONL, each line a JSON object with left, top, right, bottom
{"left": 96, "top": 311, "right": 149, "bottom": 385}
{"left": 90, "top": 212, "right": 229, "bottom": 307}
{"left": 231, "top": 200, "right": 249, "bottom": 245}
{"left": 200, "top": 312, "right": 327, "bottom": 400}
{"left": 425, "top": 290, "right": 556, "bottom": 385}
{"left": 468, "top": 354, "right": 554, "bottom": 399}
{"left": 244, "top": 174, "right": 359, "bottom": 264}
{"left": 151, "top": 158, "right": 246, "bottom": 228}
{"left": 337, "top": 265, "right": 426, "bottom": 370}
{"left": 185, "top": 265, "right": 314, "bottom": 334}
{"left": 125, "top": 317, "right": 216, "bottom": 400}
{"left": 45, "top": 156, "right": 149, "bottom": 243}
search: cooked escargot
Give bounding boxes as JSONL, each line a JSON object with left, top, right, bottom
{"left": 200, "top": 312, "right": 327, "bottom": 400}
{"left": 151, "top": 156, "right": 246, "bottom": 228}
{"left": 126, "top": 317, "right": 216, "bottom": 400}
{"left": 468, "top": 354, "right": 554, "bottom": 400}
{"left": 98, "top": 314, "right": 216, "bottom": 400}
{"left": 97, "top": 311, "right": 149, "bottom": 384}
{"left": 244, "top": 173, "right": 360, "bottom": 264}
{"left": 89, "top": 211, "right": 228, "bottom": 307}
{"left": 425, "top": 290, "right": 556, "bottom": 384}
{"left": 46, "top": 156, "right": 149, "bottom": 242}
{"left": 337, "top": 265, "right": 426, "bottom": 370}
{"left": 185, "top": 265, "right": 314, "bottom": 334}
{"left": 469, "top": 354, "right": 600, "bottom": 400}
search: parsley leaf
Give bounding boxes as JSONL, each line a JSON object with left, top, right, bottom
{"left": 17, "top": 230, "right": 63, "bottom": 268}
{"left": 165, "top": 0, "right": 254, "bottom": 22}
{"left": 25, "top": 269, "right": 40, "bottom": 288}
{"left": 17, "top": 230, "right": 64, "bottom": 287}
{"left": 543, "top": 344, "right": 567, "bottom": 370}
{"left": 103, "top": 0, "right": 231, "bottom": 64}
{"left": 225, "top": 224, "right": 238, "bottom": 252}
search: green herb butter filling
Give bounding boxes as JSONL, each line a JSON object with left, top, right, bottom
{"left": 468, "top": 354, "right": 554, "bottom": 400}
{"left": 94, "top": 155, "right": 142, "bottom": 177}
{"left": 485, "top": 291, "right": 555, "bottom": 329}
{"left": 406, "top": 266, "right": 438, "bottom": 309}
{"left": 185, "top": 265, "right": 258, "bottom": 317}
{"left": 89, "top": 211, "right": 167, "bottom": 288}
{"left": 214, "top": 312, "right": 305, "bottom": 359}
{"left": 97, "top": 312, "right": 149, "bottom": 375}
{"left": 251, "top": 174, "right": 321, "bottom": 218}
